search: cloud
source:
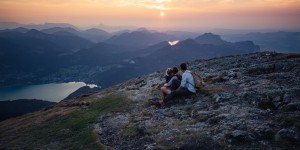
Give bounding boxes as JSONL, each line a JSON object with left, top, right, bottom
{"left": 105, "top": 0, "right": 174, "bottom": 10}
{"left": 1, "top": 0, "right": 298, "bottom": 10}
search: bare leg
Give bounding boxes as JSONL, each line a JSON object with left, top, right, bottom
{"left": 162, "top": 87, "right": 171, "bottom": 95}
{"left": 159, "top": 86, "right": 171, "bottom": 105}
{"left": 160, "top": 87, "right": 165, "bottom": 99}
{"left": 161, "top": 86, "right": 171, "bottom": 99}
{"left": 158, "top": 98, "right": 164, "bottom": 104}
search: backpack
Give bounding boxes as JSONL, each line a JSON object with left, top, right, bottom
{"left": 190, "top": 71, "right": 203, "bottom": 89}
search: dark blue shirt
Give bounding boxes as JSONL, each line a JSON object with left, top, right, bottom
{"left": 165, "top": 75, "right": 175, "bottom": 83}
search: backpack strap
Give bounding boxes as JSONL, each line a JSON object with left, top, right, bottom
{"left": 186, "top": 72, "right": 195, "bottom": 87}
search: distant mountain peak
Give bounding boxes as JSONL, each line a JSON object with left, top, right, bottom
{"left": 136, "top": 27, "right": 148, "bottom": 31}
{"left": 196, "top": 33, "right": 222, "bottom": 40}
{"left": 195, "top": 33, "right": 229, "bottom": 45}
{"left": 84, "top": 28, "right": 110, "bottom": 35}
{"left": 26, "top": 29, "right": 45, "bottom": 35}
{"left": 202, "top": 32, "right": 215, "bottom": 36}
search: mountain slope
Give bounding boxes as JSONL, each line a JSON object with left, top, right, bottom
{"left": 222, "top": 31, "right": 300, "bottom": 53}
{"left": 0, "top": 99, "right": 56, "bottom": 121}
{"left": 82, "top": 28, "right": 111, "bottom": 42}
{"left": 0, "top": 31, "right": 260, "bottom": 89}
{"left": 0, "top": 29, "right": 94, "bottom": 63}
{"left": 0, "top": 30, "right": 66, "bottom": 73}
{"left": 41, "top": 27, "right": 80, "bottom": 35}
{"left": 69, "top": 42, "right": 133, "bottom": 66}
{"left": 25, "top": 29, "right": 94, "bottom": 51}
{"left": 41, "top": 27, "right": 111, "bottom": 42}
{"left": 131, "top": 36, "right": 260, "bottom": 71}
{"left": 142, "top": 33, "right": 260, "bottom": 63}
{"left": 0, "top": 29, "right": 94, "bottom": 54}
{"left": 0, "top": 52, "right": 299, "bottom": 149}
{"left": 56, "top": 33, "right": 260, "bottom": 88}
{"left": 105, "top": 29, "right": 177, "bottom": 50}
{"left": 0, "top": 29, "right": 94, "bottom": 85}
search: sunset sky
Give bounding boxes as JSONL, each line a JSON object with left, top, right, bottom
{"left": 0, "top": 0, "right": 299, "bottom": 30}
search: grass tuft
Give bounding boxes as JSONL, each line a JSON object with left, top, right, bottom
{"left": 29, "top": 94, "right": 127, "bottom": 150}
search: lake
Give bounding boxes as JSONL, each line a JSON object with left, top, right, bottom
{"left": 0, "top": 82, "right": 98, "bottom": 102}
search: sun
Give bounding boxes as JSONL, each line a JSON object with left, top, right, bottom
{"left": 160, "top": 11, "right": 165, "bottom": 17}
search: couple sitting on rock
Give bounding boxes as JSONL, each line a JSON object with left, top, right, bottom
{"left": 150, "top": 63, "right": 196, "bottom": 106}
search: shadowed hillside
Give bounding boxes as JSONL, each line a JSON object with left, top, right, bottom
{"left": 0, "top": 99, "right": 56, "bottom": 121}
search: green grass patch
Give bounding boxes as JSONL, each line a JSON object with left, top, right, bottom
{"left": 30, "top": 94, "right": 127, "bottom": 150}
{"left": 121, "top": 123, "right": 145, "bottom": 137}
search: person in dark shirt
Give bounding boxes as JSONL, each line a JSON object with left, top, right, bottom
{"left": 151, "top": 63, "right": 195, "bottom": 106}
{"left": 160, "top": 67, "right": 181, "bottom": 100}
{"left": 164, "top": 68, "right": 174, "bottom": 83}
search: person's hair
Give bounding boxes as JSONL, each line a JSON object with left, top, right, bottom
{"left": 165, "top": 68, "right": 173, "bottom": 76}
{"left": 180, "top": 63, "right": 187, "bottom": 71}
{"left": 172, "top": 66, "right": 179, "bottom": 74}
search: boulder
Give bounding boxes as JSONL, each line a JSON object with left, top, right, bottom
{"left": 226, "top": 130, "right": 255, "bottom": 143}
{"left": 253, "top": 125, "right": 275, "bottom": 140}
{"left": 282, "top": 102, "right": 300, "bottom": 112}
{"left": 275, "top": 128, "right": 300, "bottom": 143}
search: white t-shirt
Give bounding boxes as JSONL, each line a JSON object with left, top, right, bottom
{"left": 180, "top": 70, "right": 196, "bottom": 93}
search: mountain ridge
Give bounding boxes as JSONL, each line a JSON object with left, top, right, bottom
{"left": 105, "top": 29, "right": 177, "bottom": 50}
{"left": 222, "top": 31, "right": 300, "bottom": 53}
{"left": 0, "top": 52, "right": 299, "bottom": 149}
{"left": 0, "top": 31, "right": 261, "bottom": 88}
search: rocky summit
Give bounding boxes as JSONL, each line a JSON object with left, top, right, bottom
{"left": 0, "top": 52, "right": 300, "bottom": 150}
{"left": 94, "top": 52, "right": 300, "bottom": 149}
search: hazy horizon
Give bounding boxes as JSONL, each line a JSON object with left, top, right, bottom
{"left": 1, "top": 0, "right": 300, "bottom": 31}
{"left": 3, "top": 21, "right": 300, "bottom": 33}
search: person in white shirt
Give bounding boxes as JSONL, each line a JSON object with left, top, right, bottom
{"left": 177, "top": 63, "right": 196, "bottom": 94}
{"left": 152, "top": 63, "right": 196, "bottom": 106}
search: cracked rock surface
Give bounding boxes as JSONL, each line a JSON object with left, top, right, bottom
{"left": 95, "top": 52, "right": 300, "bottom": 149}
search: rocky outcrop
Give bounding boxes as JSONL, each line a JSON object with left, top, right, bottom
{"left": 94, "top": 52, "right": 300, "bottom": 149}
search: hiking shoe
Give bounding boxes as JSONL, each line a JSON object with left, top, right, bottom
{"left": 153, "top": 101, "right": 162, "bottom": 107}
{"left": 148, "top": 99, "right": 162, "bottom": 107}
{"left": 148, "top": 98, "right": 158, "bottom": 103}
